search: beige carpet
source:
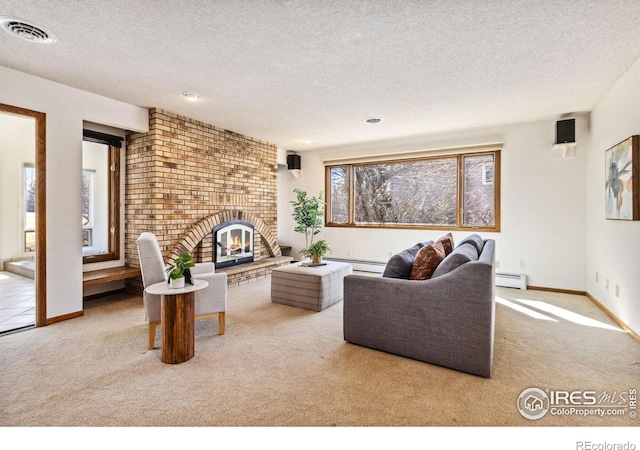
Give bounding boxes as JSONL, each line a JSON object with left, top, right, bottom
{"left": 1, "top": 276, "right": 639, "bottom": 427}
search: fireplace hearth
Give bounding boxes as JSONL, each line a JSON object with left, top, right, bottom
{"left": 214, "top": 220, "right": 254, "bottom": 269}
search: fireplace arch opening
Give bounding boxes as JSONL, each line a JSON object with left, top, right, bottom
{"left": 214, "top": 220, "right": 254, "bottom": 269}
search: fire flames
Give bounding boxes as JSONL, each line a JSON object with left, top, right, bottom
{"left": 229, "top": 235, "right": 250, "bottom": 254}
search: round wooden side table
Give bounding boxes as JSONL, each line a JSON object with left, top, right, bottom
{"left": 145, "top": 279, "right": 208, "bottom": 364}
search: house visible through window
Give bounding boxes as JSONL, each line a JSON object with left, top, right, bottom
{"left": 326, "top": 150, "right": 500, "bottom": 231}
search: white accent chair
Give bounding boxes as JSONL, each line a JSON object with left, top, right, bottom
{"left": 136, "top": 232, "right": 227, "bottom": 350}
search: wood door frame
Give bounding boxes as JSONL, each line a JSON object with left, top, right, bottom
{"left": 0, "top": 103, "right": 47, "bottom": 327}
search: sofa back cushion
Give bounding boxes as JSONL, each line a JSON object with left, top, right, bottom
{"left": 382, "top": 241, "right": 432, "bottom": 279}
{"left": 456, "top": 233, "right": 484, "bottom": 254}
{"left": 431, "top": 241, "right": 479, "bottom": 278}
{"left": 409, "top": 241, "right": 446, "bottom": 280}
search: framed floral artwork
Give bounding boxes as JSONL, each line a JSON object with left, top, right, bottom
{"left": 605, "top": 135, "right": 639, "bottom": 220}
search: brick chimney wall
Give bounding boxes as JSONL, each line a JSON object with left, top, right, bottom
{"left": 125, "top": 108, "right": 278, "bottom": 291}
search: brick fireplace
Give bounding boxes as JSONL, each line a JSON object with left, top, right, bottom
{"left": 124, "top": 108, "right": 290, "bottom": 291}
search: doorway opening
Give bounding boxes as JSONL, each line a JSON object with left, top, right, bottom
{"left": 0, "top": 103, "right": 46, "bottom": 333}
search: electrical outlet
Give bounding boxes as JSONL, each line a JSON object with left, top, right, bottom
{"left": 595, "top": 272, "right": 599, "bottom": 282}
{"left": 388, "top": 252, "right": 393, "bottom": 258}
{"left": 519, "top": 260, "right": 526, "bottom": 269}
{"left": 495, "top": 260, "right": 500, "bottom": 269}
{"left": 615, "top": 285, "right": 620, "bottom": 297}
{"left": 606, "top": 279, "right": 610, "bottom": 289}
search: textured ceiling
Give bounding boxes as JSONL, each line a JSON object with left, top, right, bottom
{"left": 1, "top": 0, "right": 640, "bottom": 151}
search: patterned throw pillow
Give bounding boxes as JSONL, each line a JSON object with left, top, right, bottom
{"left": 437, "top": 233, "right": 455, "bottom": 256}
{"left": 409, "top": 241, "right": 446, "bottom": 280}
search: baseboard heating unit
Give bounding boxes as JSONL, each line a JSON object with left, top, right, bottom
{"left": 323, "top": 258, "right": 385, "bottom": 274}
{"left": 495, "top": 272, "right": 527, "bottom": 290}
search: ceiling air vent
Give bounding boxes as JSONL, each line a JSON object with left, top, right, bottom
{"left": 0, "top": 16, "right": 57, "bottom": 44}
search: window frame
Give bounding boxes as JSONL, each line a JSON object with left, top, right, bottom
{"left": 82, "top": 131, "right": 121, "bottom": 264}
{"left": 325, "top": 150, "right": 500, "bottom": 232}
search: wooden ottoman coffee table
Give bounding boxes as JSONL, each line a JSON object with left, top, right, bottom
{"left": 271, "top": 260, "right": 352, "bottom": 311}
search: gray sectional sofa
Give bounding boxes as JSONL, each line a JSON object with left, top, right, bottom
{"left": 343, "top": 235, "right": 496, "bottom": 378}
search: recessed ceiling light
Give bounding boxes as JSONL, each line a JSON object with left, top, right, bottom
{"left": 364, "top": 117, "right": 383, "bottom": 124}
{"left": 182, "top": 92, "right": 201, "bottom": 101}
{"left": 0, "top": 16, "right": 57, "bottom": 44}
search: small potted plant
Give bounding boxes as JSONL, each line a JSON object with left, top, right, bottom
{"left": 301, "top": 239, "right": 331, "bottom": 264}
{"left": 165, "top": 252, "right": 195, "bottom": 289}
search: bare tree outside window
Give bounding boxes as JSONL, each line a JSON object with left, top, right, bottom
{"left": 326, "top": 150, "right": 500, "bottom": 231}
{"left": 329, "top": 166, "right": 349, "bottom": 223}
{"left": 82, "top": 170, "right": 93, "bottom": 228}
{"left": 24, "top": 164, "right": 36, "bottom": 252}
{"left": 354, "top": 159, "right": 457, "bottom": 225}
{"left": 82, "top": 170, "right": 94, "bottom": 248}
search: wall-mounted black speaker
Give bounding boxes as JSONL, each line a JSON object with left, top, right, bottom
{"left": 555, "top": 119, "right": 575, "bottom": 144}
{"left": 287, "top": 154, "right": 301, "bottom": 170}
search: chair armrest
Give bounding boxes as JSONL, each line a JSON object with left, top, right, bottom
{"left": 192, "top": 262, "right": 215, "bottom": 275}
{"left": 193, "top": 271, "right": 227, "bottom": 292}
{"left": 192, "top": 272, "right": 228, "bottom": 311}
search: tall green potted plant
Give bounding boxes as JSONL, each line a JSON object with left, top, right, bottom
{"left": 165, "top": 252, "right": 195, "bottom": 289}
{"left": 290, "top": 188, "right": 330, "bottom": 263}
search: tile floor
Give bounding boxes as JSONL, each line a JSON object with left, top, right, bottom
{"left": 0, "top": 271, "right": 35, "bottom": 334}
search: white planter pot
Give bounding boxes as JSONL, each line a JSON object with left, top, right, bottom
{"left": 169, "top": 277, "right": 185, "bottom": 289}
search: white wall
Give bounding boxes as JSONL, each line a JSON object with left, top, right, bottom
{"left": 588, "top": 56, "right": 640, "bottom": 336}
{"left": 0, "top": 112, "right": 35, "bottom": 261}
{"left": 278, "top": 116, "right": 589, "bottom": 291}
{"left": 0, "top": 66, "right": 148, "bottom": 319}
